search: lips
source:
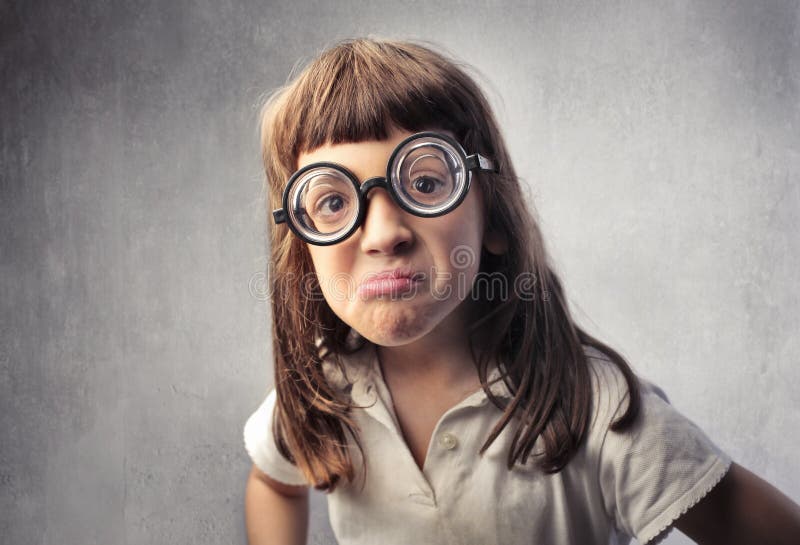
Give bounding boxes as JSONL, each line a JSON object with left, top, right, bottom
{"left": 357, "top": 267, "right": 425, "bottom": 298}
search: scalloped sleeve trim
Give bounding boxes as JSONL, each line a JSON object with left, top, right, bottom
{"left": 639, "top": 455, "right": 732, "bottom": 544}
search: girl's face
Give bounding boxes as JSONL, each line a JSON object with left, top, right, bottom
{"left": 298, "top": 128, "right": 489, "bottom": 347}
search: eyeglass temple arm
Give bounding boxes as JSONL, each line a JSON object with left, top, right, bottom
{"left": 273, "top": 209, "right": 287, "bottom": 224}
{"left": 273, "top": 207, "right": 311, "bottom": 225}
{"left": 465, "top": 154, "right": 497, "bottom": 173}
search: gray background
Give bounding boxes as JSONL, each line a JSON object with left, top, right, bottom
{"left": 1, "top": 1, "right": 798, "bottom": 544}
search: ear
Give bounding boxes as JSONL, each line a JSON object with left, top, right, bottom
{"left": 483, "top": 227, "right": 508, "bottom": 255}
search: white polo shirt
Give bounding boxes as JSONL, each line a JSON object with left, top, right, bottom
{"left": 244, "top": 344, "right": 731, "bottom": 545}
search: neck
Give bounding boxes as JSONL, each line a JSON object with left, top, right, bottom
{"left": 375, "top": 310, "right": 478, "bottom": 386}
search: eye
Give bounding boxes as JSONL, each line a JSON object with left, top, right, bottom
{"left": 312, "top": 192, "right": 349, "bottom": 220}
{"left": 401, "top": 151, "right": 455, "bottom": 205}
{"left": 412, "top": 176, "right": 442, "bottom": 194}
{"left": 405, "top": 173, "right": 453, "bottom": 205}
{"left": 300, "top": 172, "right": 355, "bottom": 231}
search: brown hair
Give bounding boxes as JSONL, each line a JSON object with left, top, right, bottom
{"left": 260, "top": 38, "right": 641, "bottom": 491}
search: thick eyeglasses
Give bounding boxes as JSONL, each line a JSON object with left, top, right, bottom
{"left": 272, "top": 131, "right": 495, "bottom": 246}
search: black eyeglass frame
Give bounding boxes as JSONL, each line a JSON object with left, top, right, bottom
{"left": 272, "top": 131, "right": 496, "bottom": 246}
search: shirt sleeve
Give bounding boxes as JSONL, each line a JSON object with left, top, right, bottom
{"left": 595, "top": 368, "right": 732, "bottom": 544}
{"left": 243, "top": 389, "right": 309, "bottom": 487}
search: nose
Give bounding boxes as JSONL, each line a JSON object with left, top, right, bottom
{"left": 358, "top": 188, "right": 414, "bottom": 255}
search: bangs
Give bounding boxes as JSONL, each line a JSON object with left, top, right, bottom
{"left": 274, "top": 40, "right": 475, "bottom": 160}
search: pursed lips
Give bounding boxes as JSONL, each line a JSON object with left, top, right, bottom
{"left": 357, "top": 267, "right": 426, "bottom": 298}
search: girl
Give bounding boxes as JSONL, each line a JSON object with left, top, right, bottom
{"left": 243, "top": 39, "right": 800, "bottom": 545}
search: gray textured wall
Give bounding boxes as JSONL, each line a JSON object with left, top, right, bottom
{"left": 1, "top": 1, "right": 798, "bottom": 544}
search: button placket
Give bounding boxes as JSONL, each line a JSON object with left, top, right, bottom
{"left": 438, "top": 432, "right": 458, "bottom": 450}
{"left": 359, "top": 378, "right": 439, "bottom": 502}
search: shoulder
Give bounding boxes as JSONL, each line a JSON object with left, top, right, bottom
{"left": 584, "top": 345, "right": 630, "bottom": 405}
{"left": 584, "top": 346, "right": 639, "bottom": 428}
{"left": 583, "top": 347, "right": 732, "bottom": 543}
{"left": 243, "top": 389, "right": 278, "bottom": 464}
{"left": 242, "top": 389, "right": 309, "bottom": 487}
{"left": 244, "top": 389, "right": 278, "bottom": 429}
{"left": 583, "top": 345, "right": 674, "bottom": 442}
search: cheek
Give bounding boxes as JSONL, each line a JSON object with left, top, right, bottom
{"left": 307, "top": 246, "right": 357, "bottom": 303}
{"left": 308, "top": 245, "right": 347, "bottom": 276}
{"left": 438, "top": 196, "right": 486, "bottom": 263}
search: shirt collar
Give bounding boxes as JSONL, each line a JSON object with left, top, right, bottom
{"left": 321, "top": 341, "right": 515, "bottom": 411}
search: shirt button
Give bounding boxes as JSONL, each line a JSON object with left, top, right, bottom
{"left": 439, "top": 432, "right": 458, "bottom": 450}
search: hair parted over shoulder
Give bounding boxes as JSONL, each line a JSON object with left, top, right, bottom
{"left": 260, "top": 38, "right": 641, "bottom": 491}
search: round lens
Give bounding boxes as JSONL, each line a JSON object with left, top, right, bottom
{"left": 390, "top": 136, "right": 467, "bottom": 215}
{"left": 287, "top": 167, "right": 359, "bottom": 241}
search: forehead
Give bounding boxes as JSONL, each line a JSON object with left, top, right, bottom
{"left": 296, "top": 137, "right": 399, "bottom": 171}
{"left": 295, "top": 128, "right": 409, "bottom": 172}
{"left": 295, "top": 127, "right": 457, "bottom": 172}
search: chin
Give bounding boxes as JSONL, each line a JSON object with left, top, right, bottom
{"left": 354, "top": 307, "right": 441, "bottom": 347}
{"left": 357, "top": 321, "right": 431, "bottom": 347}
